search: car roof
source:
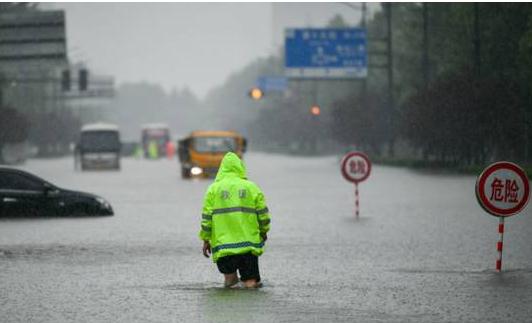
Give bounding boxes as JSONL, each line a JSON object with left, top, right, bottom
{"left": 189, "top": 130, "right": 241, "bottom": 138}
{"left": 81, "top": 122, "right": 119, "bottom": 132}
{"left": 0, "top": 167, "right": 32, "bottom": 175}
{"left": 0, "top": 167, "right": 50, "bottom": 184}
{"left": 141, "top": 123, "right": 169, "bottom": 130}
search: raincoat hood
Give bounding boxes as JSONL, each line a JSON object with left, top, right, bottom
{"left": 215, "top": 152, "right": 247, "bottom": 181}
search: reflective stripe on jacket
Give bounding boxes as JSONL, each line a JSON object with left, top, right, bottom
{"left": 199, "top": 152, "right": 271, "bottom": 262}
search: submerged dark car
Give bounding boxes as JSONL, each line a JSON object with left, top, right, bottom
{"left": 0, "top": 167, "right": 113, "bottom": 217}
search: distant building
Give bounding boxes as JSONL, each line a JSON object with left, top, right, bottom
{"left": 0, "top": 9, "right": 68, "bottom": 114}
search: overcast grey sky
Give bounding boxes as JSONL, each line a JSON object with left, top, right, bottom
{"left": 48, "top": 3, "right": 373, "bottom": 98}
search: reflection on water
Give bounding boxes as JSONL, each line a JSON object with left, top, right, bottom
{"left": 480, "top": 269, "right": 532, "bottom": 288}
{"left": 201, "top": 286, "right": 275, "bottom": 323}
{"left": 156, "top": 282, "right": 277, "bottom": 323}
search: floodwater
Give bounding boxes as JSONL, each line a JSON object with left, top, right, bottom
{"left": 1, "top": 152, "right": 531, "bottom": 322}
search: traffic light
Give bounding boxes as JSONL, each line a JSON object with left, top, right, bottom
{"left": 79, "top": 69, "right": 88, "bottom": 91}
{"left": 310, "top": 105, "right": 321, "bottom": 116}
{"left": 249, "top": 87, "right": 263, "bottom": 100}
{"left": 61, "top": 70, "right": 70, "bottom": 91}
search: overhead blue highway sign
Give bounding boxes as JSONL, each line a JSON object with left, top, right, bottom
{"left": 285, "top": 28, "right": 367, "bottom": 79}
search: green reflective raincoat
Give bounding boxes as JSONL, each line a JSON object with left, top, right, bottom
{"left": 199, "top": 152, "right": 271, "bottom": 263}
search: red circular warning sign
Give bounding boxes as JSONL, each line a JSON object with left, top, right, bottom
{"left": 476, "top": 161, "right": 530, "bottom": 217}
{"left": 341, "top": 152, "right": 372, "bottom": 183}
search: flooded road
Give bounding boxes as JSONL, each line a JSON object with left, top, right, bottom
{"left": 1, "top": 153, "right": 531, "bottom": 322}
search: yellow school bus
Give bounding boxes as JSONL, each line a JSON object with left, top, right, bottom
{"left": 177, "top": 130, "right": 247, "bottom": 178}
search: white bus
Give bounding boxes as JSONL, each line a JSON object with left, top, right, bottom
{"left": 76, "top": 123, "right": 121, "bottom": 170}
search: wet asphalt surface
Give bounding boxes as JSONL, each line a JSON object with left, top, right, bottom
{"left": 1, "top": 152, "right": 531, "bottom": 322}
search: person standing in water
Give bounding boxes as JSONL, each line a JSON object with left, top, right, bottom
{"left": 199, "top": 152, "right": 271, "bottom": 288}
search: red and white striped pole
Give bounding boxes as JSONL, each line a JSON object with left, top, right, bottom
{"left": 354, "top": 183, "right": 359, "bottom": 218}
{"left": 496, "top": 217, "right": 505, "bottom": 272}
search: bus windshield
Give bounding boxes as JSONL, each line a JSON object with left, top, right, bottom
{"left": 193, "top": 137, "right": 237, "bottom": 153}
{"left": 80, "top": 131, "right": 120, "bottom": 151}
